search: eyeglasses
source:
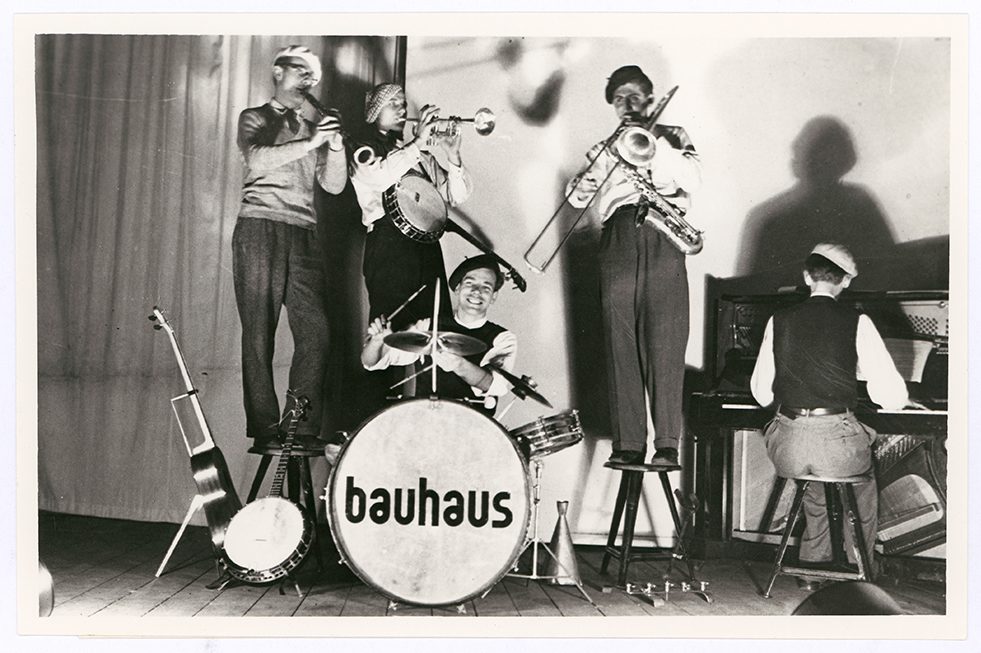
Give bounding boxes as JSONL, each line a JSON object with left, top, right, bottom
{"left": 279, "top": 62, "right": 314, "bottom": 81}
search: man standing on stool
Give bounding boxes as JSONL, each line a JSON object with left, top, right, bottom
{"left": 567, "top": 65, "right": 701, "bottom": 467}
{"left": 750, "top": 243, "right": 910, "bottom": 589}
{"left": 233, "top": 45, "right": 347, "bottom": 449}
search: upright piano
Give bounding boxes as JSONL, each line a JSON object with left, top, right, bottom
{"left": 687, "top": 289, "right": 948, "bottom": 562}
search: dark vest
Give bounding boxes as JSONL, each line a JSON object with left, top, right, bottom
{"left": 773, "top": 295, "right": 860, "bottom": 408}
{"left": 427, "top": 317, "right": 507, "bottom": 416}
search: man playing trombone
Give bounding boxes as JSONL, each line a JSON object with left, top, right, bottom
{"left": 566, "top": 65, "right": 701, "bottom": 467}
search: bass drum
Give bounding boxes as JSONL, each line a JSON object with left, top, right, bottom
{"left": 327, "top": 399, "right": 530, "bottom": 606}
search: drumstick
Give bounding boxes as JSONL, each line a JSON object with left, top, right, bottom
{"left": 431, "top": 279, "right": 440, "bottom": 394}
{"left": 388, "top": 363, "right": 434, "bottom": 390}
{"left": 363, "top": 284, "right": 428, "bottom": 345}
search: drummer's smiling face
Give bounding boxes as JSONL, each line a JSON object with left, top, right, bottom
{"left": 376, "top": 92, "right": 407, "bottom": 134}
{"left": 453, "top": 268, "right": 499, "bottom": 321}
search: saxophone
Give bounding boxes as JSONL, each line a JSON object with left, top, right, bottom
{"left": 621, "top": 164, "right": 704, "bottom": 255}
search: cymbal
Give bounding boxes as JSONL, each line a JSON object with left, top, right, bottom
{"left": 383, "top": 331, "right": 488, "bottom": 357}
{"left": 383, "top": 331, "right": 432, "bottom": 354}
{"left": 491, "top": 364, "right": 553, "bottom": 408}
{"left": 436, "top": 333, "right": 487, "bottom": 357}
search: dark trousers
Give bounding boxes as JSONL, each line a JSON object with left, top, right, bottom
{"left": 599, "top": 207, "right": 689, "bottom": 453}
{"left": 232, "top": 218, "right": 329, "bottom": 439}
{"left": 363, "top": 218, "right": 451, "bottom": 330}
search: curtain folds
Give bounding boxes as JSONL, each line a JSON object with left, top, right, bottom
{"left": 37, "top": 34, "right": 395, "bottom": 523}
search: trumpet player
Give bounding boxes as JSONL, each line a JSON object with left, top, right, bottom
{"left": 567, "top": 65, "right": 701, "bottom": 467}
{"left": 350, "top": 83, "right": 473, "bottom": 330}
{"left": 232, "top": 45, "right": 347, "bottom": 451}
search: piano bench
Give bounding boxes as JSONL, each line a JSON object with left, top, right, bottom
{"left": 762, "top": 473, "right": 875, "bottom": 598}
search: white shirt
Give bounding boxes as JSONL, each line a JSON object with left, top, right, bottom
{"left": 750, "top": 292, "right": 909, "bottom": 411}
{"left": 364, "top": 317, "right": 517, "bottom": 397}
{"left": 351, "top": 141, "right": 473, "bottom": 227}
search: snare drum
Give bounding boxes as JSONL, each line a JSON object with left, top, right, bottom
{"left": 327, "top": 399, "right": 530, "bottom": 606}
{"left": 509, "top": 410, "right": 584, "bottom": 458}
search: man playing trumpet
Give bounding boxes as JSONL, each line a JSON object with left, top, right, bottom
{"left": 567, "top": 65, "right": 701, "bottom": 467}
{"left": 350, "top": 83, "right": 474, "bottom": 331}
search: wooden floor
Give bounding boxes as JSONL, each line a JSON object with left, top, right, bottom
{"left": 38, "top": 511, "right": 945, "bottom": 619}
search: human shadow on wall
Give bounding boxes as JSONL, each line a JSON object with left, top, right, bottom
{"left": 314, "top": 35, "right": 396, "bottom": 437}
{"left": 736, "top": 116, "right": 897, "bottom": 291}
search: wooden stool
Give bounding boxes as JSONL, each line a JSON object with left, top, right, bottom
{"left": 601, "top": 461, "right": 698, "bottom": 588}
{"left": 247, "top": 442, "right": 326, "bottom": 572}
{"left": 762, "top": 472, "right": 874, "bottom": 598}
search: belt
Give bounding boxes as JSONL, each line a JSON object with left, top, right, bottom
{"left": 778, "top": 405, "right": 849, "bottom": 420}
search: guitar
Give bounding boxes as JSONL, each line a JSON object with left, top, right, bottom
{"left": 220, "top": 391, "right": 315, "bottom": 584}
{"left": 150, "top": 307, "right": 242, "bottom": 551}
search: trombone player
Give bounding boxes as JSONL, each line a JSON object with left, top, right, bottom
{"left": 567, "top": 65, "right": 701, "bottom": 467}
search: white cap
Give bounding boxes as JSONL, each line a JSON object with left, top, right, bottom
{"left": 810, "top": 242, "right": 858, "bottom": 277}
{"left": 272, "top": 45, "right": 322, "bottom": 86}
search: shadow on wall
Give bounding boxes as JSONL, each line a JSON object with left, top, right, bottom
{"left": 315, "top": 36, "right": 396, "bottom": 436}
{"left": 736, "top": 116, "right": 897, "bottom": 291}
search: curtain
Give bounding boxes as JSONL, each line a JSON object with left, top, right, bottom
{"left": 36, "top": 34, "right": 396, "bottom": 524}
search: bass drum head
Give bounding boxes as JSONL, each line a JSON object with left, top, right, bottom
{"left": 223, "top": 497, "right": 308, "bottom": 572}
{"left": 328, "top": 399, "right": 530, "bottom": 606}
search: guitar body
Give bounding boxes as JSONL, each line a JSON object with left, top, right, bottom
{"left": 190, "top": 447, "right": 243, "bottom": 550}
{"left": 221, "top": 497, "right": 313, "bottom": 584}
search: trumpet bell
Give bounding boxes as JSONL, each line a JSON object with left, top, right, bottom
{"left": 473, "top": 107, "right": 496, "bottom": 136}
{"left": 616, "top": 125, "right": 657, "bottom": 167}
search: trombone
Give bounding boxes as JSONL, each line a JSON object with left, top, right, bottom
{"left": 523, "top": 86, "right": 682, "bottom": 273}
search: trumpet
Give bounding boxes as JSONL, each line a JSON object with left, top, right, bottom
{"left": 405, "top": 107, "right": 497, "bottom": 138}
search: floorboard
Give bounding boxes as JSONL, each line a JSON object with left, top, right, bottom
{"left": 37, "top": 511, "right": 946, "bottom": 620}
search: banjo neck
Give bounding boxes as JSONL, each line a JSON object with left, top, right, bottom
{"left": 269, "top": 391, "right": 309, "bottom": 498}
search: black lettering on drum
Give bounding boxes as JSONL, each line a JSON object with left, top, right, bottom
{"left": 492, "top": 492, "right": 513, "bottom": 527}
{"left": 342, "top": 476, "right": 516, "bottom": 529}
{"left": 346, "top": 475, "right": 366, "bottom": 523}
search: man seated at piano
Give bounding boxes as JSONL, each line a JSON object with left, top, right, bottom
{"left": 749, "top": 243, "right": 915, "bottom": 588}
{"left": 360, "top": 254, "right": 517, "bottom": 418}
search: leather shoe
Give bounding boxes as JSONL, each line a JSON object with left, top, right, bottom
{"left": 650, "top": 447, "right": 679, "bottom": 466}
{"left": 607, "top": 450, "right": 646, "bottom": 465}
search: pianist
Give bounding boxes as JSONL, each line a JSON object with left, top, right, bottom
{"left": 749, "top": 243, "right": 908, "bottom": 589}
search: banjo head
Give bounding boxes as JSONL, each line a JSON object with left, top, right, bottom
{"left": 223, "top": 497, "right": 309, "bottom": 573}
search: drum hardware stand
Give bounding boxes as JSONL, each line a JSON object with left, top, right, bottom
{"left": 497, "top": 458, "right": 595, "bottom": 605}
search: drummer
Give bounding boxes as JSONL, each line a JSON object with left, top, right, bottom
{"left": 361, "top": 254, "right": 516, "bottom": 417}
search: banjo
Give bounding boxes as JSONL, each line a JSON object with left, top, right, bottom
{"left": 221, "top": 391, "right": 314, "bottom": 584}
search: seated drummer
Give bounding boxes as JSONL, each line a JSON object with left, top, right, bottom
{"left": 361, "top": 254, "right": 516, "bottom": 416}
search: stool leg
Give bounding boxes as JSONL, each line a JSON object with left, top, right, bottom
{"left": 825, "top": 482, "right": 845, "bottom": 565}
{"left": 247, "top": 455, "right": 273, "bottom": 503}
{"left": 616, "top": 472, "right": 643, "bottom": 587}
{"left": 287, "top": 457, "right": 301, "bottom": 503}
{"left": 758, "top": 477, "right": 787, "bottom": 533}
{"left": 839, "top": 483, "right": 873, "bottom": 581}
{"left": 298, "top": 458, "right": 325, "bottom": 573}
{"left": 659, "top": 472, "right": 696, "bottom": 582}
{"left": 601, "top": 472, "right": 630, "bottom": 576}
{"left": 763, "top": 480, "right": 808, "bottom": 599}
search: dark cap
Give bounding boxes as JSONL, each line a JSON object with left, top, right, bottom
{"left": 448, "top": 254, "right": 504, "bottom": 291}
{"left": 605, "top": 65, "right": 653, "bottom": 104}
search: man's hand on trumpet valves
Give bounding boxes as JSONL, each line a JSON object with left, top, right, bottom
{"left": 410, "top": 104, "right": 441, "bottom": 152}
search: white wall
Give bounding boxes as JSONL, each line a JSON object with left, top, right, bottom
{"left": 406, "top": 35, "right": 950, "bottom": 542}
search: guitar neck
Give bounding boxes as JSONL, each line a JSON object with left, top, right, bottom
{"left": 153, "top": 308, "right": 216, "bottom": 452}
